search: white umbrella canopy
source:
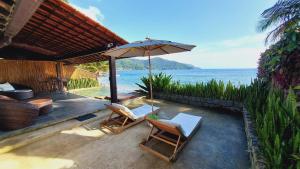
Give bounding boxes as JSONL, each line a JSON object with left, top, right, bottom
{"left": 105, "top": 38, "right": 195, "bottom": 58}
{"left": 104, "top": 38, "right": 196, "bottom": 109}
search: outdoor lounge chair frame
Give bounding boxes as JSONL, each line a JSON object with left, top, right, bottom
{"left": 139, "top": 118, "right": 201, "bottom": 162}
{"left": 100, "top": 104, "right": 159, "bottom": 134}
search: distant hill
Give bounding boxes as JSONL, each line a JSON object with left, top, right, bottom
{"left": 116, "top": 57, "right": 197, "bottom": 70}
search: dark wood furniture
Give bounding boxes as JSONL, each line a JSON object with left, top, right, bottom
{"left": 0, "top": 94, "right": 53, "bottom": 130}
{"left": 26, "top": 98, "right": 53, "bottom": 115}
{"left": 0, "top": 83, "right": 34, "bottom": 100}
{"left": 0, "top": 98, "right": 39, "bottom": 131}
{"left": 0, "top": 89, "right": 34, "bottom": 100}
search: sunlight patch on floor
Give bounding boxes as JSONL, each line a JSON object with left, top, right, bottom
{"left": 0, "top": 153, "right": 74, "bottom": 169}
{"left": 61, "top": 127, "right": 105, "bottom": 138}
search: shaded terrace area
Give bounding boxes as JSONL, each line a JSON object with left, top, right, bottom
{"left": 0, "top": 98, "right": 250, "bottom": 169}
{"left": 0, "top": 93, "right": 109, "bottom": 140}
{"left": 0, "top": 0, "right": 126, "bottom": 101}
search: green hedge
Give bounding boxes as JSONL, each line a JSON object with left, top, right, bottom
{"left": 136, "top": 73, "right": 247, "bottom": 102}
{"left": 245, "top": 79, "right": 300, "bottom": 169}
{"left": 67, "top": 78, "right": 99, "bottom": 90}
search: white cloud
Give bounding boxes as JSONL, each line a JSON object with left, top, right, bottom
{"left": 220, "top": 34, "right": 265, "bottom": 48}
{"left": 154, "top": 33, "right": 268, "bottom": 68}
{"left": 71, "top": 4, "right": 104, "bottom": 23}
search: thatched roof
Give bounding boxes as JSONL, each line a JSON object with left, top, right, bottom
{"left": 0, "top": 0, "right": 127, "bottom": 64}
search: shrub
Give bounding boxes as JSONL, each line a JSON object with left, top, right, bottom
{"left": 67, "top": 78, "right": 99, "bottom": 90}
{"left": 245, "top": 80, "right": 300, "bottom": 169}
{"left": 136, "top": 73, "right": 247, "bottom": 102}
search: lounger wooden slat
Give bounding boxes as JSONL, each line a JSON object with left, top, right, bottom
{"left": 140, "top": 113, "right": 202, "bottom": 162}
{"left": 100, "top": 104, "right": 159, "bottom": 134}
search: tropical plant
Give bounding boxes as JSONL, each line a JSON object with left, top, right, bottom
{"left": 67, "top": 78, "right": 99, "bottom": 90}
{"left": 137, "top": 73, "right": 248, "bottom": 102}
{"left": 257, "top": 27, "right": 300, "bottom": 88}
{"left": 258, "top": 0, "right": 300, "bottom": 43}
{"left": 136, "top": 73, "right": 172, "bottom": 97}
{"left": 245, "top": 80, "right": 300, "bottom": 169}
{"left": 78, "top": 61, "right": 109, "bottom": 74}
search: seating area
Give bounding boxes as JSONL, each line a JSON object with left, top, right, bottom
{"left": 0, "top": 92, "right": 108, "bottom": 140}
{"left": 0, "top": 82, "right": 54, "bottom": 130}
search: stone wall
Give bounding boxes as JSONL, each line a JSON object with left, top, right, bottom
{"left": 154, "top": 93, "right": 243, "bottom": 112}
{"left": 153, "top": 92, "right": 266, "bottom": 169}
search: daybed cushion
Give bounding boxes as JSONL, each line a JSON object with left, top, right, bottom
{"left": 0, "top": 82, "right": 15, "bottom": 91}
{"left": 170, "top": 113, "right": 202, "bottom": 137}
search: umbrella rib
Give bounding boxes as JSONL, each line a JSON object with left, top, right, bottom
{"left": 171, "top": 45, "right": 193, "bottom": 51}
{"left": 159, "top": 47, "right": 169, "bottom": 54}
{"left": 119, "top": 48, "right": 134, "bottom": 58}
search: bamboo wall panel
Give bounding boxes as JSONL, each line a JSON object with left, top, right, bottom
{"left": 0, "top": 60, "right": 74, "bottom": 92}
{"left": 0, "top": 60, "right": 58, "bottom": 92}
{"left": 0, "top": 60, "right": 96, "bottom": 93}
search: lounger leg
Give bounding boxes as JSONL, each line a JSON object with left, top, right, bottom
{"left": 171, "top": 135, "right": 181, "bottom": 159}
{"left": 107, "top": 112, "right": 114, "bottom": 121}
{"left": 146, "top": 126, "right": 154, "bottom": 141}
{"left": 122, "top": 117, "right": 129, "bottom": 127}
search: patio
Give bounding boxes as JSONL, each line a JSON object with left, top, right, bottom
{"left": 0, "top": 93, "right": 109, "bottom": 140}
{"left": 0, "top": 98, "right": 250, "bottom": 169}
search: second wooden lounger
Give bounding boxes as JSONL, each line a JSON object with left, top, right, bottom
{"left": 140, "top": 113, "right": 202, "bottom": 162}
{"left": 101, "top": 103, "right": 160, "bottom": 133}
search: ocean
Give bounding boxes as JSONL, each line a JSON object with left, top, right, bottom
{"left": 73, "top": 69, "right": 257, "bottom": 97}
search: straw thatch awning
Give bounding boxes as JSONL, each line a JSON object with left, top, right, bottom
{"left": 0, "top": 0, "right": 127, "bottom": 65}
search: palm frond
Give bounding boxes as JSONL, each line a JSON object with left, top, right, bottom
{"left": 258, "top": 0, "right": 300, "bottom": 43}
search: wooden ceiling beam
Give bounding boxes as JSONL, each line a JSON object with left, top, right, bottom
{"left": 1, "top": 0, "right": 43, "bottom": 48}
{"left": 0, "top": 46, "right": 56, "bottom": 61}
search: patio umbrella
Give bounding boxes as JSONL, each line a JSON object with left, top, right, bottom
{"left": 104, "top": 38, "right": 196, "bottom": 110}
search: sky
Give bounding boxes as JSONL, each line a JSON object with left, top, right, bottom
{"left": 69, "top": 0, "right": 277, "bottom": 68}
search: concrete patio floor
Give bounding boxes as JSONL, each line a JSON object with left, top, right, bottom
{"left": 0, "top": 98, "right": 250, "bottom": 169}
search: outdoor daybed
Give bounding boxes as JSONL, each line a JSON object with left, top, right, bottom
{"left": 0, "top": 95, "right": 39, "bottom": 130}
{"left": 0, "top": 83, "right": 34, "bottom": 100}
{"left": 140, "top": 113, "right": 202, "bottom": 162}
{"left": 101, "top": 103, "right": 160, "bottom": 133}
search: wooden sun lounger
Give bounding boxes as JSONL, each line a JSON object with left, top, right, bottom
{"left": 100, "top": 104, "right": 160, "bottom": 134}
{"left": 140, "top": 113, "right": 202, "bottom": 162}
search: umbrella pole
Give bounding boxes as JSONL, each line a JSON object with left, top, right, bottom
{"left": 147, "top": 50, "right": 154, "bottom": 111}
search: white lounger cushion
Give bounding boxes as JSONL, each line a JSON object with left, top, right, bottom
{"left": 112, "top": 103, "right": 159, "bottom": 120}
{"left": 170, "top": 113, "right": 202, "bottom": 137}
{"left": 131, "top": 104, "right": 159, "bottom": 119}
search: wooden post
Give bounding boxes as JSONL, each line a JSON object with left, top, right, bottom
{"left": 56, "top": 62, "right": 64, "bottom": 93}
{"left": 109, "top": 56, "right": 118, "bottom": 103}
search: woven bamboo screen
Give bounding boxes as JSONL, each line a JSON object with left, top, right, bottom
{"left": 0, "top": 60, "right": 79, "bottom": 92}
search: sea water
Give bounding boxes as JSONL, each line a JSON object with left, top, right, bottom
{"left": 73, "top": 69, "right": 257, "bottom": 97}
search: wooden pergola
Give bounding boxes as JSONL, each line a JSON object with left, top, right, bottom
{"left": 0, "top": 0, "right": 127, "bottom": 102}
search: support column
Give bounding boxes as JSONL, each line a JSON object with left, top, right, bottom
{"left": 56, "top": 61, "right": 64, "bottom": 93}
{"left": 109, "top": 56, "right": 118, "bottom": 103}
